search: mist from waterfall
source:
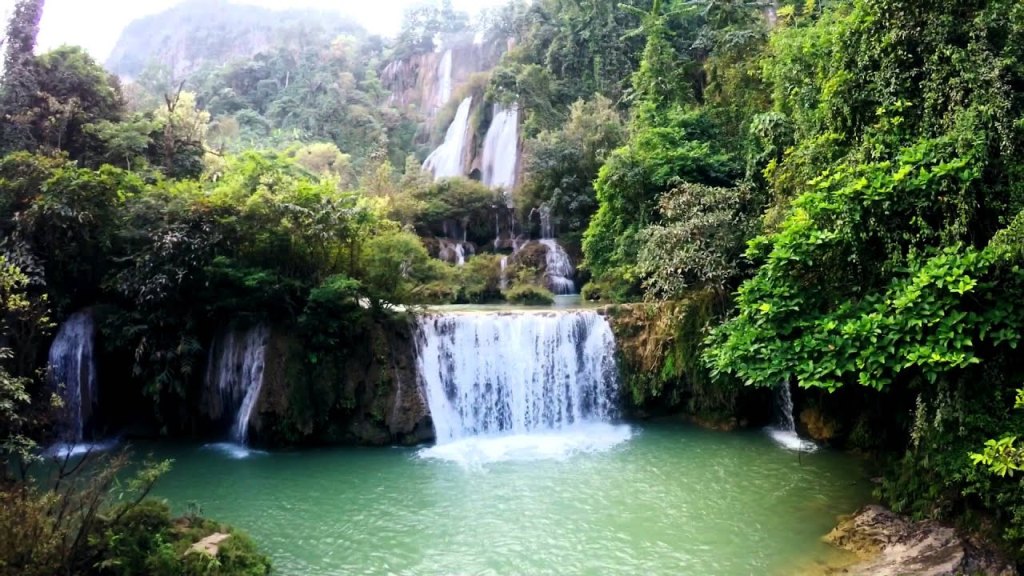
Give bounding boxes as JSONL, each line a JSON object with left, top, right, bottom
{"left": 424, "top": 96, "right": 473, "bottom": 180}
{"left": 48, "top": 311, "right": 97, "bottom": 443}
{"left": 481, "top": 104, "right": 519, "bottom": 191}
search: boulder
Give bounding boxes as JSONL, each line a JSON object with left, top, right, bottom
{"left": 823, "top": 505, "right": 1014, "bottom": 576}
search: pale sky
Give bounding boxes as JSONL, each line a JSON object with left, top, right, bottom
{"left": 0, "top": 0, "right": 507, "bottom": 63}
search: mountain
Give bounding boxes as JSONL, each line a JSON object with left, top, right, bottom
{"left": 104, "top": 0, "right": 366, "bottom": 80}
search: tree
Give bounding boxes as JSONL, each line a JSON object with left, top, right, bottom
{"left": 0, "top": 0, "right": 44, "bottom": 152}
{"left": 29, "top": 46, "right": 124, "bottom": 159}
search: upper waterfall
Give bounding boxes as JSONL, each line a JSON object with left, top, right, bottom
{"left": 435, "top": 49, "right": 453, "bottom": 110}
{"left": 48, "top": 311, "right": 97, "bottom": 443}
{"left": 423, "top": 96, "right": 473, "bottom": 180}
{"left": 480, "top": 104, "right": 519, "bottom": 191}
{"left": 415, "top": 310, "right": 620, "bottom": 443}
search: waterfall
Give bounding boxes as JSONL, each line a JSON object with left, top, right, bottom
{"left": 416, "top": 311, "right": 620, "bottom": 443}
{"left": 48, "top": 311, "right": 97, "bottom": 443}
{"left": 480, "top": 104, "right": 519, "bottom": 191}
{"left": 775, "top": 383, "right": 796, "bottom": 432}
{"left": 499, "top": 256, "right": 509, "bottom": 290}
{"left": 205, "top": 325, "right": 270, "bottom": 445}
{"left": 540, "top": 240, "right": 576, "bottom": 295}
{"left": 766, "top": 383, "right": 816, "bottom": 452}
{"left": 435, "top": 49, "right": 453, "bottom": 109}
{"left": 423, "top": 96, "right": 473, "bottom": 180}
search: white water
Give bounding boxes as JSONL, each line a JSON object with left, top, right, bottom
{"left": 480, "top": 104, "right": 519, "bottom": 191}
{"left": 205, "top": 325, "right": 270, "bottom": 445}
{"left": 435, "top": 49, "right": 453, "bottom": 109}
{"left": 415, "top": 311, "right": 625, "bottom": 464}
{"left": 423, "top": 96, "right": 473, "bottom": 180}
{"left": 767, "top": 383, "right": 817, "bottom": 452}
{"left": 48, "top": 311, "right": 97, "bottom": 443}
{"left": 540, "top": 239, "right": 576, "bottom": 295}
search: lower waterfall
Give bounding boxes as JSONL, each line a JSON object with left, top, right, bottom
{"left": 47, "top": 311, "right": 97, "bottom": 443}
{"left": 415, "top": 310, "right": 630, "bottom": 463}
{"left": 205, "top": 325, "right": 270, "bottom": 446}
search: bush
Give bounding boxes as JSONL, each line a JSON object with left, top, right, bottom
{"left": 505, "top": 285, "right": 554, "bottom": 305}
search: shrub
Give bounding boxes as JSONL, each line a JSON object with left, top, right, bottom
{"left": 505, "top": 285, "right": 554, "bottom": 305}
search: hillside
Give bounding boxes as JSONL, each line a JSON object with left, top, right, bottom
{"left": 104, "top": 0, "right": 366, "bottom": 80}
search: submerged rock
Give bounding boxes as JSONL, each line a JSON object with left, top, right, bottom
{"left": 823, "top": 505, "right": 1014, "bottom": 576}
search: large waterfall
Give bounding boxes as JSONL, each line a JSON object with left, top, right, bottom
{"left": 480, "top": 104, "right": 519, "bottom": 190}
{"left": 415, "top": 311, "right": 629, "bottom": 463}
{"left": 48, "top": 311, "right": 97, "bottom": 443}
{"left": 205, "top": 325, "right": 270, "bottom": 445}
{"left": 423, "top": 96, "right": 473, "bottom": 180}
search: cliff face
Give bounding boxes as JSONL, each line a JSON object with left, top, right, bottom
{"left": 246, "top": 315, "right": 432, "bottom": 447}
{"left": 381, "top": 42, "right": 504, "bottom": 127}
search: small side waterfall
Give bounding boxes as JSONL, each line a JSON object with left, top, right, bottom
{"left": 480, "top": 104, "right": 519, "bottom": 190}
{"left": 416, "top": 311, "right": 620, "bottom": 443}
{"left": 775, "top": 383, "right": 796, "bottom": 432}
{"left": 537, "top": 207, "right": 576, "bottom": 294}
{"left": 424, "top": 96, "right": 473, "bottom": 180}
{"left": 48, "top": 311, "right": 97, "bottom": 443}
{"left": 540, "top": 240, "right": 576, "bottom": 295}
{"left": 767, "top": 383, "right": 816, "bottom": 452}
{"left": 205, "top": 325, "right": 270, "bottom": 445}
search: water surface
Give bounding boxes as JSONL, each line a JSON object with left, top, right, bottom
{"left": 138, "top": 422, "right": 869, "bottom": 575}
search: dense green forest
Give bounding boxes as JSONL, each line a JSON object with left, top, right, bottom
{"left": 1, "top": 0, "right": 1024, "bottom": 573}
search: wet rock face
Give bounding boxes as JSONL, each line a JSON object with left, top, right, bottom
{"left": 824, "top": 505, "right": 1015, "bottom": 576}
{"left": 247, "top": 319, "right": 433, "bottom": 447}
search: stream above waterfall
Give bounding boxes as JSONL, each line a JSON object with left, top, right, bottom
{"left": 136, "top": 421, "right": 870, "bottom": 575}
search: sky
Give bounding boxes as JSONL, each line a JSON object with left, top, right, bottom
{"left": 0, "top": 0, "right": 507, "bottom": 64}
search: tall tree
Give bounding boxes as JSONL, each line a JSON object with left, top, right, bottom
{"left": 0, "top": 0, "right": 44, "bottom": 152}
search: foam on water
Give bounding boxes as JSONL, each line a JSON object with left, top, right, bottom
{"left": 418, "top": 422, "right": 633, "bottom": 466}
{"left": 203, "top": 442, "right": 267, "bottom": 460}
{"left": 766, "top": 428, "right": 818, "bottom": 452}
{"left": 45, "top": 439, "right": 118, "bottom": 459}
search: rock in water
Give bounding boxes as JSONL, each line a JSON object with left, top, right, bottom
{"left": 823, "top": 505, "right": 1014, "bottom": 576}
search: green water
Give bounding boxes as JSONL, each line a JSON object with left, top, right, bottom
{"left": 139, "top": 422, "right": 869, "bottom": 575}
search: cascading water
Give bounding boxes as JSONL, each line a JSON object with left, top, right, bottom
{"left": 536, "top": 206, "right": 576, "bottom": 294}
{"left": 435, "top": 49, "right": 453, "bottom": 110}
{"left": 540, "top": 240, "right": 576, "bottom": 295}
{"left": 480, "top": 104, "right": 519, "bottom": 191}
{"left": 766, "top": 382, "right": 817, "bottom": 452}
{"left": 205, "top": 325, "right": 270, "bottom": 446}
{"left": 47, "top": 311, "right": 97, "bottom": 443}
{"left": 416, "top": 311, "right": 630, "bottom": 463}
{"left": 423, "top": 96, "right": 473, "bottom": 180}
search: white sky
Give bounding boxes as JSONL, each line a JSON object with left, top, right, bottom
{"left": 0, "top": 0, "right": 507, "bottom": 63}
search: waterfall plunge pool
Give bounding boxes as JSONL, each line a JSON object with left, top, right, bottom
{"left": 134, "top": 421, "right": 869, "bottom": 575}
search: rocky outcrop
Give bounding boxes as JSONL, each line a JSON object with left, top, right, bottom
{"left": 245, "top": 317, "right": 432, "bottom": 447}
{"left": 823, "top": 505, "right": 1015, "bottom": 576}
